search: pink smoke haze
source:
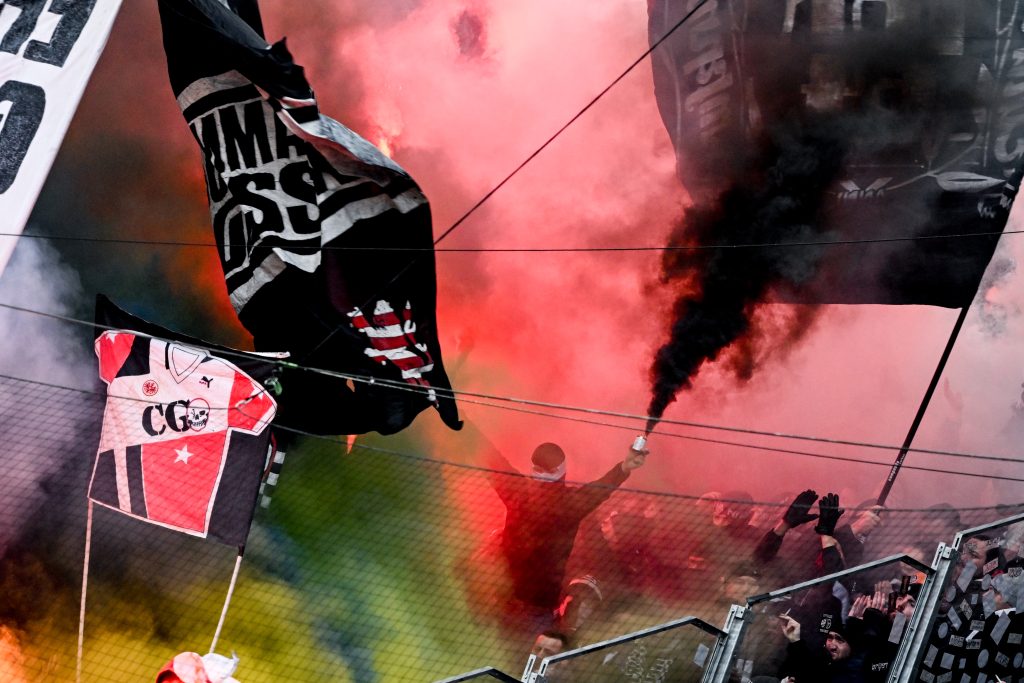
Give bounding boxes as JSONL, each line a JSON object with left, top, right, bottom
{"left": 314, "top": 0, "right": 1024, "bottom": 508}
{"left": 71, "top": 0, "right": 1024, "bottom": 509}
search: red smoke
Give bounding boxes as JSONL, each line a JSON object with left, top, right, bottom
{"left": 70, "top": 0, "right": 1024, "bottom": 511}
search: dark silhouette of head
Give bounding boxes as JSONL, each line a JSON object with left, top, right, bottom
{"left": 531, "top": 442, "right": 566, "bottom": 481}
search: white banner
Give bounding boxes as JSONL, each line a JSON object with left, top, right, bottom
{"left": 0, "top": 0, "right": 122, "bottom": 277}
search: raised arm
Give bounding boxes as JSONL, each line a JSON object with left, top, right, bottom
{"left": 571, "top": 443, "right": 648, "bottom": 515}
{"left": 814, "top": 492, "right": 847, "bottom": 575}
{"left": 457, "top": 421, "right": 520, "bottom": 504}
{"left": 753, "top": 489, "right": 819, "bottom": 563}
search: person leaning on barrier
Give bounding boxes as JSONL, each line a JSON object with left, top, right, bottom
{"left": 720, "top": 561, "right": 764, "bottom": 606}
{"left": 530, "top": 630, "right": 569, "bottom": 661}
{"left": 722, "top": 561, "right": 793, "bottom": 681}
{"left": 744, "top": 579, "right": 903, "bottom": 683}
{"left": 844, "top": 582, "right": 914, "bottom": 683}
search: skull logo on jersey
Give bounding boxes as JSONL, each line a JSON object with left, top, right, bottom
{"left": 187, "top": 399, "right": 211, "bottom": 431}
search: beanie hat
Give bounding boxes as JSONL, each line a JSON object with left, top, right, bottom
{"left": 532, "top": 444, "right": 565, "bottom": 475}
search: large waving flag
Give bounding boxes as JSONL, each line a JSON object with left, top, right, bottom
{"left": 0, "top": 0, "right": 122, "bottom": 278}
{"left": 91, "top": 295, "right": 278, "bottom": 547}
{"left": 649, "top": 0, "right": 1024, "bottom": 307}
{"left": 643, "top": 0, "right": 1024, "bottom": 426}
{"left": 157, "top": 0, "right": 461, "bottom": 436}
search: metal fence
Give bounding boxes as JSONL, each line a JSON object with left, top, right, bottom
{"left": 445, "top": 512, "right": 1024, "bottom": 683}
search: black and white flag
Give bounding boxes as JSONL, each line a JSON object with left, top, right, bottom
{"left": 158, "top": 0, "right": 461, "bottom": 436}
{"left": 649, "top": 0, "right": 1024, "bottom": 307}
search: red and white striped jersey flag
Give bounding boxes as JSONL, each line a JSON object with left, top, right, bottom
{"left": 89, "top": 329, "right": 276, "bottom": 547}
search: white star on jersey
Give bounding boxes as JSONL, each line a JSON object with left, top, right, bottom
{"left": 91, "top": 330, "right": 277, "bottom": 541}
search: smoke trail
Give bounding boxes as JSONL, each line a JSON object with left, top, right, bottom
{"left": 0, "top": 239, "right": 94, "bottom": 556}
{"left": 647, "top": 116, "right": 847, "bottom": 430}
{"left": 645, "top": 4, "right": 1010, "bottom": 431}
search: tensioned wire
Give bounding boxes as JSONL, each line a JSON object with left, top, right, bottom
{"left": 3, "top": 370, "right": 1024, "bottom": 486}
{"left": 3, "top": 228, "right": 1021, "bottom": 252}
{"left": 327, "top": 434, "right": 1024, "bottom": 501}
{"left": 2, "top": 300, "right": 1022, "bottom": 471}
{"left": 293, "top": 0, "right": 717, "bottom": 363}
{"left": 429, "top": 0, "right": 711, "bottom": 247}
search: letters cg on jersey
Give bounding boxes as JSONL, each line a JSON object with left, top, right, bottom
{"left": 89, "top": 329, "right": 277, "bottom": 547}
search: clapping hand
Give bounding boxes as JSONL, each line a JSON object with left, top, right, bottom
{"left": 782, "top": 489, "right": 819, "bottom": 530}
{"left": 814, "top": 493, "right": 844, "bottom": 536}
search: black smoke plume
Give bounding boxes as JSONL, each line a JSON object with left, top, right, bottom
{"left": 645, "top": 1, "right": 1019, "bottom": 431}
{"left": 647, "top": 118, "right": 846, "bottom": 430}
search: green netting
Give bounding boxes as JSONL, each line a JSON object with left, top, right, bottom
{"left": 2, "top": 373, "right": 1023, "bottom": 682}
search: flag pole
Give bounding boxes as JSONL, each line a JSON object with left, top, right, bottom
{"left": 210, "top": 547, "right": 245, "bottom": 654}
{"left": 876, "top": 304, "right": 971, "bottom": 506}
{"left": 76, "top": 500, "right": 95, "bottom": 683}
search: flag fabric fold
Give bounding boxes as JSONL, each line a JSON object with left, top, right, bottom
{"left": 158, "top": 0, "right": 461, "bottom": 435}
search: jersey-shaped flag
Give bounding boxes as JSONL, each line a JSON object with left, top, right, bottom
{"left": 89, "top": 330, "right": 276, "bottom": 546}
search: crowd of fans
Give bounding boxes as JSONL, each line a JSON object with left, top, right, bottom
{"left": 915, "top": 524, "right": 1024, "bottom": 683}
{"left": 459, "top": 437, "right": 1024, "bottom": 682}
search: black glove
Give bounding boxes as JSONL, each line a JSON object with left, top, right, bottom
{"left": 814, "top": 493, "right": 844, "bottom": 536}
{"left": 783, "top": 489, "right": 819, "bottom": 528}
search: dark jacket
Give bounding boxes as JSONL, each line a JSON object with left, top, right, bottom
{"left": 489, "top": 458, "right": 629, "bottom": 608}
{"left": 780, "top": 638, "right": 868, "bottom": 683}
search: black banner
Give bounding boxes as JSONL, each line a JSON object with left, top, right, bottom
{"left": 158, "top": 0, "right": 461, "bottom": 435}
{"left": 649, "top": 0, "right": 1024, "bottom": 307}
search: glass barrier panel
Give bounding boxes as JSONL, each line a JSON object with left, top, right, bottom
{"left": 534, "top": 617, "right": 723, "bottom": 683}
{"left": 433, "top": 668, "right": 522, "bottom": 682}
{"left": 914, "top": 514, "right": 1024, "bottom": 683}
{"left": 731, "top": 555, "right": 933, "bottom": 683}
